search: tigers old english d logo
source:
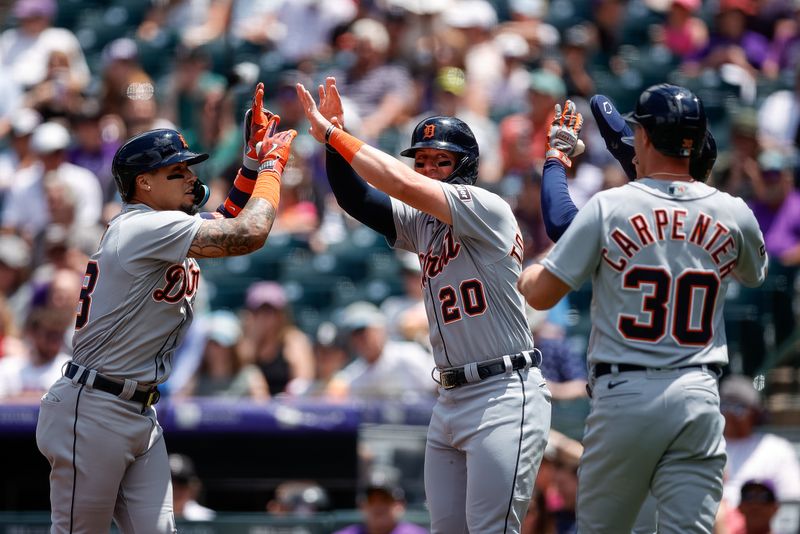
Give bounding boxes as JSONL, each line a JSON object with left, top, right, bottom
{"left": 423, "top": 124, "right": 436, "bottom": 139}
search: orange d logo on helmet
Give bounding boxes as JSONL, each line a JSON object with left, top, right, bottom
{"left": 177, "top": 133, "right": 189, "bottom": 149}
{"left": 423, "top": 124, "right": 436, "bottom": 139}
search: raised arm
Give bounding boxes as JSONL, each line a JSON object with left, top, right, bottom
{"left": 189, "top": 112, "right": 297, "bottom": 258}
{"left": 297, "top": 78, "right": 453, "bottom": 225}
{"left": 313, "top": 78, "right": 396, "bottom": 240}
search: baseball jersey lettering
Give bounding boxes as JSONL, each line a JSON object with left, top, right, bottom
{"left": 543, "top": 177, "right": 767, "bottom": 368}
{"left": 152, "top": 263, "right": 201, "bottom": 303}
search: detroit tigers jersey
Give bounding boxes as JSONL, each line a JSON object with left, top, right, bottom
{"left": 71, "top": 203, "right": 203, "bottom": 385}
{"left": 542, "top": 178, "right": 767, "bottom": 368}
{"left": 391, "top": 182, "right": 533, "bottom": 369}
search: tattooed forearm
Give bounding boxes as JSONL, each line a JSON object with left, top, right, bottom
{"left": 188, "top": 197, "right": 277, "bottom": 258}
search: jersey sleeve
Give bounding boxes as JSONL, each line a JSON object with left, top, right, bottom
{"left": 541, "top": 194, "right": 604, "bottom": 289}
{"left": 733, "top": 198, "right": 768, "bottom": 287}
{"left": 391, "top": 197, "right": 421, "bottom": 253}
{"left": 119, "top": 210, "right": 203, "bottom": 267}
{"left": 442, "top": 183, "right": 517, "bottom": 263}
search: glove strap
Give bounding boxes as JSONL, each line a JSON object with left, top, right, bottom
{"left": 546, "top": 149, "right": 573, "bottom": 168}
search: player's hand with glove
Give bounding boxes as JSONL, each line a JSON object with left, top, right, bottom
{"left": 546, "top": 100, "right": 586, "bottom": 168}
{"left": 256, "top": 117, "right": 297, "bottom": 177}
{"left": 243, "top": 82, "right": 279, "bottom": 172}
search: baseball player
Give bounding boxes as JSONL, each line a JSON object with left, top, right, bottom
{"left": 518, "top": 83, "right": 768, "bottom": 533}
{"left": 34, "top": 83, "right": 296, "bottom": 533}
{"left": 296, "top": 78, "right": 552, "bottom": 534}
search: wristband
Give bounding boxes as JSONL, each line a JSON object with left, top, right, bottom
{"left": 546, "top": 149, "right": 573, "bottom": 168}
{"left": 328, "top": 128, "right": 365, "bottom": 164}
{"left": 325, "top": 124, "right": 336, "bottom": 143}
{"left": 252, "top": 170, "right": 281, "bottom": 211}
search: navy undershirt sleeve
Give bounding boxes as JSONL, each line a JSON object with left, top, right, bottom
{"left": 325, "top": 147, "right": 397, "bottom": 243}
{"left": 541, "top": 159, "right": 579, "bottom": 242}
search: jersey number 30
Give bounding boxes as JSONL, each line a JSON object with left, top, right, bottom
{"left": 618, "top": 267, "right": 720, "bottom": 346}
{"left": 75, "top": 261, "right": 99, "bottom": 330}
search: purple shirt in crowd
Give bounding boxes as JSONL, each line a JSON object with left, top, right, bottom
{"left": 692, "top": 31, "right": 771, "bottom": 68}
{"left": 748, "top": 190, "right": 800, "bottom": 258}
{"left": 334, "top": 522, "right": 429, "bottom": 534}
{"left": 67, "top": 142, "right": 120, "bottom": 201}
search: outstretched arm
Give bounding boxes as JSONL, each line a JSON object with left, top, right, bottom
{"left": 314, "top": 78, "right": 395, "bottom": 240}
{"left": 541, "top": 99, "right": 585, "bottom": 242}
{"left": 297, "top": 78, "right": 453, "bottom": 226}
{"left": 189, "top": 114, "right": 297, "bottom": 258}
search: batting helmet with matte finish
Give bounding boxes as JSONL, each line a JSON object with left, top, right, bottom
{"left": 622, "top": 84, "right": 707, "bottom": 159}
{"left": 400, "top": 116, "right": 479, "bottom": 185}
{"left": 112, "top": 128, "right": 209, "bottom": 202}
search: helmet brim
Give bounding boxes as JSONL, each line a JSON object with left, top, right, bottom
{"left": 400, "top": 141, "right": 467, "bottom": 158}
{"left": 163, "top": 150, "right": 209, "bottom": 168}
{"left": 621, "top": 112, "right": 639, "bottom": 146}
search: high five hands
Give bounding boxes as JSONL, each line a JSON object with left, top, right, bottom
{"left": 296, "top": 77, "right": 345, "bottom": 144}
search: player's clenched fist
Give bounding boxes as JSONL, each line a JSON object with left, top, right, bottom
{"left": 546, "top": 99, "right": 586, "bottom": 168}
{"left": 243, "top": 82, "right": 279, "bottom": 171}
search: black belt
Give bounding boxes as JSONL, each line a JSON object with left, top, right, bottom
{"left": 439, "top": 351, "right": 540, "bottom": 390}
{"left": 65, "top": 362, "right": 160, "bottom": 410}
{"left": 593, "top": 362, "right": 722, "bottom": 378}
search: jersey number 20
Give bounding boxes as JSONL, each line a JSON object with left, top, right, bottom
{"left": 75, "top": 261, "right": 99, "bottom": 329}
{"left": 618, "top": 266, "right": 720, "bottom": 346}
{"left": 439, "top": 279, "right": 487, "bottom": 323}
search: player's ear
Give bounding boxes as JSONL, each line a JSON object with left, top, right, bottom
{"left": 136, "top": 174, "right": 151, "bottom": 192}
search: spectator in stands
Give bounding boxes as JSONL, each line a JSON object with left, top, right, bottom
{"left": 747, "top": 148, "right": 800, "bottom": 265}
{"left": 335, "top": 18, "right": 414, "bottom": 145}
{"left": 513, "top": 170, "right": 555, "bottom": 260}
{"left": 267, "top": 0, "right": 358, "bottom": 64}
{"left": 2, "top": 122, "right": 103, "bottom": 240}
{"left": 380, "top": 251, "right": 427, "bottom": 345}
{"left": 0, "top": 307, "right": 71, "bottom": 401}
{"left": 333, "top": 467, "right": 429, "bottom": 534}
{"left": 326, "top": 301, "right": 436, "bottom": 401}
{"left": 720, "top": 375, "right": 800, "bottom": 509}
{"left": 0, "top": 73, "right": 23, "bottom": 141}
{"left": 301, "top": 321, "right": 350, "bottom": 397}
{"left": 764, "top": 2, "right": 800, "bottom": 76}
{"left": 686, "top": 0, "right": 772, "bottom": 78}
{"left": 736, "top": 479, "right": 781, "bottom": 534}
{"left": 159, "top": 44, "right": 227, "bottom": 150}
{"left": 550, "top": 433, "right": 582, "bottom": 534}
{"left": 487, "top": 32, "right": 534, "bottom": 121}
{"left": 559, "top": 24, "right": 597, "bottom": 99}
{"left": 714, "top": 108, "right": 761, "bottom": 199}
{"left": 266, "top": 480, "right": 332, "bottom": 517}
{"left": 67, "top": 101, "right": 122, "bottom": 205}
{"left": 655, "top": 0, "right": 709, "bottom": 60}
{"left": 0, "top": 296, "right": 25, "bottom": 360}
{"left": 0, "top": 108, "right": 42, "bottom": 204}
{"left": 0, "top": 0, "right": 89, "bottom": 92}
{"left": 500, "top": 69, "right": 566, "bottom": 177}
{"left": 241, "top": 281, "right": 315, "bottom": 397}
{"left": 527, "top": 307, "right": 588, "bottom": 401}
{"left": 0, "top": 235, "right": 32, "bottom": 326}
{"left": 23, "top": 49, "right": 85, "bottom": 121}
{"left": 757, "top": 64, "right": 800, "bottom": 150}
{"left": 169, "top": 453, "right": 215, "bottom": 521}
{"left": 98, "top": 38, "right": 155, "bottom": 119}
{"left": 177, "top": 310, "right": 269, "bottom": 400}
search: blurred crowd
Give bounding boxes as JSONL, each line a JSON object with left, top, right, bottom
{"left": 0, "top": 0, "right": 799, "bottom": 528}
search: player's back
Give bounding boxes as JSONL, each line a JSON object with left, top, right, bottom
{"left": 546, "top": 178, "right": 767, "bottom": 368}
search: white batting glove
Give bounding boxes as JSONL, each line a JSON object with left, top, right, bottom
{"left": 546, "top": 100, "right": 586, "bottom": 168}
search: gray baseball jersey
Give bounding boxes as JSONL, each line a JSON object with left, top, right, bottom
{"left": 541, "top": 177, "right": 767, "bottom": 534}
{"left": 72, "top": 204, "right": 203, "bottom": 384}
{"left": 392, "top": 182, "right": 551, "bottom": 534}
{"left": 36, "top": 203, "right": 202, "bottom": 533}
{"left": 391, "top": 183, "right": 533, "bottom": 368}
{"left": 543, "top": 178, "right": 767, "bottom": 368}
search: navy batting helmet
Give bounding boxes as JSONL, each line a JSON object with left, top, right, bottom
{"left": 112, "top": 128, "right": 209, "bottom": 202}
{"left": 400, "top": 116, "right": 479, "bottom": 185}
{"left": 622, "top": 84, "right": 707, "bottom": 159}
{"left": 689, "top": 130, "right": 717, "bottom": 182}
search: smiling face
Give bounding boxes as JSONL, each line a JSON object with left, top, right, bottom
{"left": 413, "top": 148, "right": 458, "bottom": 181}
{"left": 138, "top": 162, "right": 198, "bottom": 213}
